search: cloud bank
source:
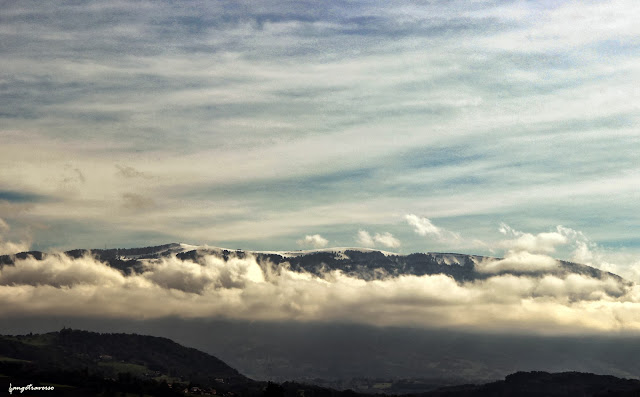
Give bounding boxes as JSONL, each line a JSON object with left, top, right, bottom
{"left": 0, "top": 250, "right": 638, "bottom": 335}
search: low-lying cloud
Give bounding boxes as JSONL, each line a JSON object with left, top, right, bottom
{"left": 0, "top": 250, "right": 639, "bottom": 334}
{"left": 476, "top": 251, "right": 559, "bottom": 274}
{"left": 0, "top": 240, "right": 31, "bottom": 256}
{"left": 495, "top": 224, "right": 640, "bottom": 284}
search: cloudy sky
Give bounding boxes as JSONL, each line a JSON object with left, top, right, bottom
{"left": 1, "top": 1, "right": 639, "bottom": 274}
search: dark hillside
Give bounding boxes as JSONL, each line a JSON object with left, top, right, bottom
{"left": 0, "top": 328, "right": 252, "bottom": 395}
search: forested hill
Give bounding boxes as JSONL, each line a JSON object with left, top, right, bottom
{"left": 0, "top": 328, "right": 253, "bottom": 395}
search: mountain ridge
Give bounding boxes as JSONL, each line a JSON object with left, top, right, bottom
{"left": 0, "top": 243, "right": 626, "bottom": 284}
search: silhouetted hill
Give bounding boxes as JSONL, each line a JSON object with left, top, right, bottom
{"left": 0, "top": 328, "right": 254, "bottom": 396}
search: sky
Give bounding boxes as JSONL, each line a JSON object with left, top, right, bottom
{"left": 1, "top": 0, "right": 639, "bottom": 277}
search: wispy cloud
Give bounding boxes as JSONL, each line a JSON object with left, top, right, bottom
{"left": 405, "top": 214, "right": 461, "bottom": 245}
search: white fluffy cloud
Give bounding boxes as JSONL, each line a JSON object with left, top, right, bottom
{"left": 498, "top": 223, "right": 568, "bottom": 254}
{"left": 356, "top": 230, "right": 375, "bottom": 247}
{"left": 476, "top": 224, "right": 580, "bottom": 275}
{"left": 492, "top": 224, "right": 640, "bottom": 284}
{"left": 405, "top": 214, "right": 441, "bottom": 237}
{"left": 297, "top": 234, "right": 329, "bottom": 249}
{"left": 356, "top": 230, "right": 401, "bottom": 249}
{"left": 373, "top": 232, "right": 401, "bottom": 249}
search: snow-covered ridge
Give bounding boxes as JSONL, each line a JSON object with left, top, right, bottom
{"left": 172, "top": 244, "right": 483, "bottom": 265}
{"left": 115, "top": 243, "right": 481, "bottom": 265}
{"left": 137, "top": 244, "right": 405, "bottom": 258}
{"left": 112, "top": 244, "right": 403, "bottom": 261}
{"left": 255, "top": 247, "right": 400, "bottom": 258}
{"left": 87, "top": 243, "right": 488, "bottom": 268}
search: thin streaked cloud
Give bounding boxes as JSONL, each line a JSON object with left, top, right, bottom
{"left": 0, "top": 0, "right": 637, "bottom": 271}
